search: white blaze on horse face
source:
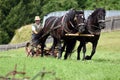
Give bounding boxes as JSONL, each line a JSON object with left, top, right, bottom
{"left": 74, "top": 15, "right": 77, "bottom": 21}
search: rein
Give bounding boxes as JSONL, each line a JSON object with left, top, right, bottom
{"left": 39, "top": 18, "right": 59, "bottom": 40}
{"left": 62, "top": 14, "right": 77, "bottom": 33}
{"left": 50, "top": 18, "right": 59, "bottom": 29}
{"left": 63, "top": 21, "right": 75, "bottom": 33}
{"left": 88, "top": 24, "right": 101, "bottom": 35}
{"left": 69, "top": 21, "right": 85, "bottom": 32}
{"left": 69, "top": 21, "right": 79, "bottom": 31}
{"left": 45, "top": 18, "right": 56, "bottom": 28}
{"left": 91, "top": 25, "right": 101, "bottom": 29}
{"left": 87, "top": 18, "right": 105, "bottom": 35}
{"left": 91, "top": 19, "right": 105, "bottom": 30}
{"left": 69, "top": 21, "right": 75, "bottom": 28}
{"left": 61, "top": 12, "right": 84, "bottom": 33}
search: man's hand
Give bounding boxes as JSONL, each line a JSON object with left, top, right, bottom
{"left": 33, "top": 30, "right": 38, "bottom": 34}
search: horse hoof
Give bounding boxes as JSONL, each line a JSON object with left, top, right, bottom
{"left": 82, "top": 58, "right": 85, "bottom": 61}
{"left": 85, "top": 55, "right": 91, "bottom": 60}
{"left": 41, "top": 55, "right": 44, "bottom": 57}
{"left": 64, "top": 58, "right": 67, "bottom": 60}
{"left": 58, "top": 56, "right": 61, "bottom": 59}
{"left": 64, "top": 56, "right": 67, "bottom": 60}
{"left": 77, "top": 58, "right": 80, "bottom": 60}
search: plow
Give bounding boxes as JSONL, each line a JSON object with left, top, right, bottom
{"left": 25, "top": 33, "right": 94, "bottom": 57}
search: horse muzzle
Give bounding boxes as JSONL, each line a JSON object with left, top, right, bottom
{"left": 78, "top": 23, "right": 85, "bottom": 33}
{"left": 99, "top": 22, "right": 105, "bottom": 29}
{"left": 98, "top": 20, "right": 105, "bottom": 29}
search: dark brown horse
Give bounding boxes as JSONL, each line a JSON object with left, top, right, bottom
{"left": 50, "top": 11, "right": 85, "bottom": 59}
{"left": 40, "top": 9, "right": 85, "bottom": 58}
{"left": 63, "top": 8, "right": 106, "bottom": 60}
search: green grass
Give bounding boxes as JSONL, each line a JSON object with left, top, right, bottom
{"left": 0, "top": 31, "right": 120, "bottom": 80}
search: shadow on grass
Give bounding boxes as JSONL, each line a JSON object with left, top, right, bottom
{"left": 93, "top": 58, "right": 120, "bottom": 64}
{"left": 0, "top": 56, "right": 12, "bottom": 58}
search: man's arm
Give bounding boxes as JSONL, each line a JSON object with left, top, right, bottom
{"left": 32, "top": 25, "right": 38, "bottom": 34}
{"left": 33, "top": 30, "right": 38, "bottom": 34}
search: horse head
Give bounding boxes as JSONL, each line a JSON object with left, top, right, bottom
{"left": 87, "top": 8, "right": 106, "bottom": 35}
{"left": 92, "top": 8, "right": 106, "bottom": 29}
{"left": 97, "top": 8, "right": 106, "bottom": 29}
{"left": 66, "top": 9, "right": 85, "bottom": 33}
{"left": 74, "top": 10, "right": 85, "bottom": 33}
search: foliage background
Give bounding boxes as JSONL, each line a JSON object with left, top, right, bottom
{"left": 0, "top": 0, "right": 120, "bottom": 44}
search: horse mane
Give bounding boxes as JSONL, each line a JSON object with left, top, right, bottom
{"left": 76, "top": 10, "right": 84, "bottom": 14}
{"left": 87, "top": 8, "right": 106, "bottom": 24}
{"left": 91, "top": 8, "right": 106, "bottom": 17}
{"left": 66, "top": 9, "right": 76, "bottom": 21}
{"left": 66, "top": 9, "right": 84, "bottom": 20}
{"left": 87, "top": 8, "right": 105, "bottom": 22}
{"left": 61, "top": 9, "right": 77, "bottom": 33}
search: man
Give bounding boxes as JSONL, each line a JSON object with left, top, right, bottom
{"left": 31, "top": 16, "right": 43, "bottom": 47}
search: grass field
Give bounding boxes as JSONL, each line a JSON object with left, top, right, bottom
{"left": 0, "top": 31, "right": 120, "bottom": 80}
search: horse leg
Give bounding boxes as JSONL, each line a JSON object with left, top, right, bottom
{"left": 85, "top": 42, "right": 98, "bottom": 60}
{"left": 82, "top": 43, "right": 86, "bottom": 60}
{"left": 41, "top": 42, "right": 44, "bottom": 57}
{"left": 30, "top": 45, "right": 36, "bottom": 57}
{"left": 64, "top": 39, "right": 77, "bottom": 60}
{"left": 57, "top": 40, "right": 62, "bottom": 59}
{"left": 36, "top": 45, "right": 41, "bottom": 56}
{"left": 61, "top": 41, "right": 66, "bottom": 53}
{"left": 41, "top": 33, "right": 50, "bottom": 57}
{"left": 64, "top": 43, "right": 69, "bottom": 60}
{"left": 41, "top": 38, "right": 47, "bottom": 57}
{"left": 50, "top": 38, "right": 57, "bottom": 56}
{"left": 62, "top": 40, "right": 69, "bottom": 60}
{"left": 77, "top": 42, "right": 83, "bottom": 60}
{"left": 64, "top": 43, "right": 71, "bottom": 60}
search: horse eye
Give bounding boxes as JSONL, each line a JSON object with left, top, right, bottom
{"left": 81, "top": 16, "right": 84, "bottom": 18}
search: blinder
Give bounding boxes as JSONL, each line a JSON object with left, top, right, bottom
{"left": 74, "top": 15, "right": 77, "bottom": 21}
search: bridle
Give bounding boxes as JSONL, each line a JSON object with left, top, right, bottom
{"left": 69, "top": 14, "right": 85, "bottom": 31}
{"left": 87, "top": 15, "right": 105, "bottom": 34}
{"left": 98, "top": 19, "right": 105, "bottom": 23}
{"left": 92, "top": 18, "right": 105, "bottom": 30}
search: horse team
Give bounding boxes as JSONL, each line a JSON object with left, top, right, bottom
{"left": 26, "top": 8, "right": 106, "bottom": 60}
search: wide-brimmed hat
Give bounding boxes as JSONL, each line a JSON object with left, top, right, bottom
{"left": 34, "top": 16, "right": 40, "bottom": 20}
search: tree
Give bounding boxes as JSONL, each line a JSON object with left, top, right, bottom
{"left": 0, "top": 0, "right": 120, "bottom": 44}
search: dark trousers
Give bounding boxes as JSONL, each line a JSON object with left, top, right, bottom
{"left": 31, "top": 34, "right": 39, "bottom": 47}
